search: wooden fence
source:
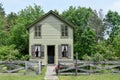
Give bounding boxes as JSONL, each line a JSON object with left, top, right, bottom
{"left": 58, "top": 60, "right": 120, "bottom": 75}
{"left": 0, "top": 61, "right": 42, "bottom": 75}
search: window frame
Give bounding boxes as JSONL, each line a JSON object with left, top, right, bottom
{"left": 31, "top": 44, "right": 44, "bottom": 59}
{"left": 61, "top": 44, "right": 68, "bottom": 58}
{"left": 61, "top": 25, "right": 68, "bottom": 38}
{"left": 34, "top": 24, "right": 41, "bottom": 38}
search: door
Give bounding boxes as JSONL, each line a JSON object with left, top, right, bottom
{"left": 47, "top": 45, "right": 55, "bottom": 64}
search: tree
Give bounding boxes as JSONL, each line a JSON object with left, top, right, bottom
{"left": 0, "top": 3, "right": 5, "bottom": 16}
{"left": 104, "top": 11, "right": 120, "bottom": 60}
{"left": 75, "top": 27, "right": 96, "bottom": 59}
{"left": 62, "top": 6, "right": 93, "bottom": 58}
{"left": 6, "top": 12, "right": 18, "bottom": 26}
{"left": 105, "top": 11, "right": 120, "bottom": 40}
{"left": 88, "top": 10, "right": 106, "bottom": 42}
{"left": 9, "top": 4, "right": 44, "bottom": 57}
{"left": 111, "top": 36, "right": 120, "bottom": 59}
{"left": 0, "top": 4, "right": 8, "bottom": 46}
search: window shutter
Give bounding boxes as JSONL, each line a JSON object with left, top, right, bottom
{"left": 68, "top": 45, "right": 71, "bottom": 59}
{"left": 41, "top": 45, "right": 44, "bottom": 58}
{"left": 58, "top": 45, "right": 62, "bottom": 59}
{"left": 31, "top": 45, "right": 35, "bottom": 57}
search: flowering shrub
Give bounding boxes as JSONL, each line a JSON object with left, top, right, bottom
{"left": 53, "top": 65, "right": 64, "bottom": 75}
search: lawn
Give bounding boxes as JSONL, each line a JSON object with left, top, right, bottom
{"left": 0, "top": 67, "right": 46, "bottom": 80}
{"left": 59, "top": 74, "right": 120, "bottom": 80}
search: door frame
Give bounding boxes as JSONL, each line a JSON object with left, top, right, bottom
{"left": 47, "top": 45, "right": 55, "bottom": 64}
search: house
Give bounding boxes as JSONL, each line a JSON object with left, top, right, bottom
{"left": 27, "top": 10, "right": 74, "bottom": 65}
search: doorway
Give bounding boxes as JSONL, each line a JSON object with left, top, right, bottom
{"left": 47, "top": 45, "right": 55, "bottom": 64}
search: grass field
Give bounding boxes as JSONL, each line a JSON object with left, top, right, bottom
{"left": 0, "top": 69, "right": 120, "bottom": 80}
{"left": 59, "top": 74, "right": 120, "bottom": 80}
{"left": 0, "top": 67, "right": 46, "bottom": 80}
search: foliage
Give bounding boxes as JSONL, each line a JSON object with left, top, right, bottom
{"left": 0, "top": 45, "right": 19, "bottom": 61}
{"left": 6, "top": 12, "right": 18, "bottom": 26}
{"left": 9, "top": 4, "right": 44, "bottom": 56}
{"left": 88, "top": 10, "right": 106, "bottom": 41}
{"left": 0, "top": 3, "right": 5, "bottom": 16}
{"left": 0, "top": 15, "right": 9, "bottom": 46}
{"left": 0, "top": 3, "right": 44, "bottom": 60}
{"left": 62, "top": 6, "right": 95, "bottom": 59}
{"left": 105, "top": 11, "right": 120, "bottom": 40}
{"left": 75, "top": 27, "right": 96, "bottom": 59}
{"left": 104, "top": 11, "right": 120, "bottom": 60}
{"left": 112, "top": 36, "right": 120, "bottom": 59}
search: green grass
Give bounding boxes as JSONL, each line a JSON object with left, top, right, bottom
{"left": 59, "top": 74, "right": 120, "bottom": 80}
{"left": 0, "top": 67, "right": 46, "bottom": 80}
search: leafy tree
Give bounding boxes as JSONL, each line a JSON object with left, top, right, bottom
{"left": 105, "top": 10, "right": 120, "bottom": 26}
{"left": 75, "top": 27, "right": 96, "bottom": 59}
{"left": 88, "top": 10, "right": 106, "bottom": 42}
{"left": 9, "top": 4, "right": 44, "bottom": 57}
{"left": 6, "top": 12, "right": 18, "bottom": 26}
{"left": 62, "top": 6, "right": 93, "bottom": 58}
{"left": 0, "top": 5, "right": 8, "bottom": 46}
{"left": 105, "top": 11, "right": 120, "bottom": 40}
{"left": 112, "top": 36, "right": 120, "bottom": 59}
{"left": 0, "top": 3, "right": 5, "bottom": 16}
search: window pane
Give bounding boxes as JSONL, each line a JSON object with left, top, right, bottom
{"left": 38, "top": 32, "right": 41, "bottom": 36}
{"left": 38, "top": 25, "right": 41, "bottom": 31}
{"left": 62, "top": 32, "right": 64, "bottom": 36}
{"left": 35, "top": 32, "right": 37, "bottom": 36}
{"left": 35, "top": 26, "right": 37, "bottom": 31}
{"left": 65, "top": 31, "right": 68, "bottom": 36}
{"left": 65, "top": 26, "right": 68, "bottom": 30}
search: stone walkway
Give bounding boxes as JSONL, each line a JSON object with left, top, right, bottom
{"left": 44, "top": 65, "right": 59, "bottom": 80}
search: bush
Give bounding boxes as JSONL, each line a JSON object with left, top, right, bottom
{"left": 0, "top": 45, "right": 19, "bottom": 61}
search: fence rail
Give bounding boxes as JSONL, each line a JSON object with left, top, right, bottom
{"left": 0, "top": 61, "right": 42, "bottom": 75}
{"left": 58, "top": 60, "right": 120, "bottom": 75}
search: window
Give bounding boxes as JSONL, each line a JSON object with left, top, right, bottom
{"left": 61, "top": 25, "right": 68, "bottom": 37}
{"left": 34, "top": 45, "right": 41, "bottom": 57}
{"left": 31, "top": 45, "right": 44, "bottom": 58}
{"left": 61, "top": 44, "right": 68, "bottom": 57}
{"left": 58, "top": 44, "right": 71, "bottom": 59}
{"left": 35, "top": 25, "right": 41, "bottom": 37}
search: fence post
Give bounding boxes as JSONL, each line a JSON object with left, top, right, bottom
{"left": 75, "top": 52, "right": 78, "bottom": 76}
{"left": 25, "top": 61, "right": 28, "bottom": 75}
{"left": 38, "top": 61, "right": 41, "bottom": 75}
{"left": 57, "top": 61, "right": 60, "bottom": 75}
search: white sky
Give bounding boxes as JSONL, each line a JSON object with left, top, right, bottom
{"left": 0, "top": 0, "right": 120, "bottom": 15}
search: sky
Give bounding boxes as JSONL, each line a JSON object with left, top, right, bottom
{"left": 0, "top": 0, "right": 120, "bottom": 15}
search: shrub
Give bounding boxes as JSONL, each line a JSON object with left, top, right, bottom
{"left": 0, "top": 45, "right": 19, "bottom": 61}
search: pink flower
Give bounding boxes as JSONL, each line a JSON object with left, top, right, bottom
{"left": 53, "top": 65, "right": 58, "bottom": 72}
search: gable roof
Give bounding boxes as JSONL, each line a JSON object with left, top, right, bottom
{"left": 27, "top": 10, "right": 75, "bottom": 29}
